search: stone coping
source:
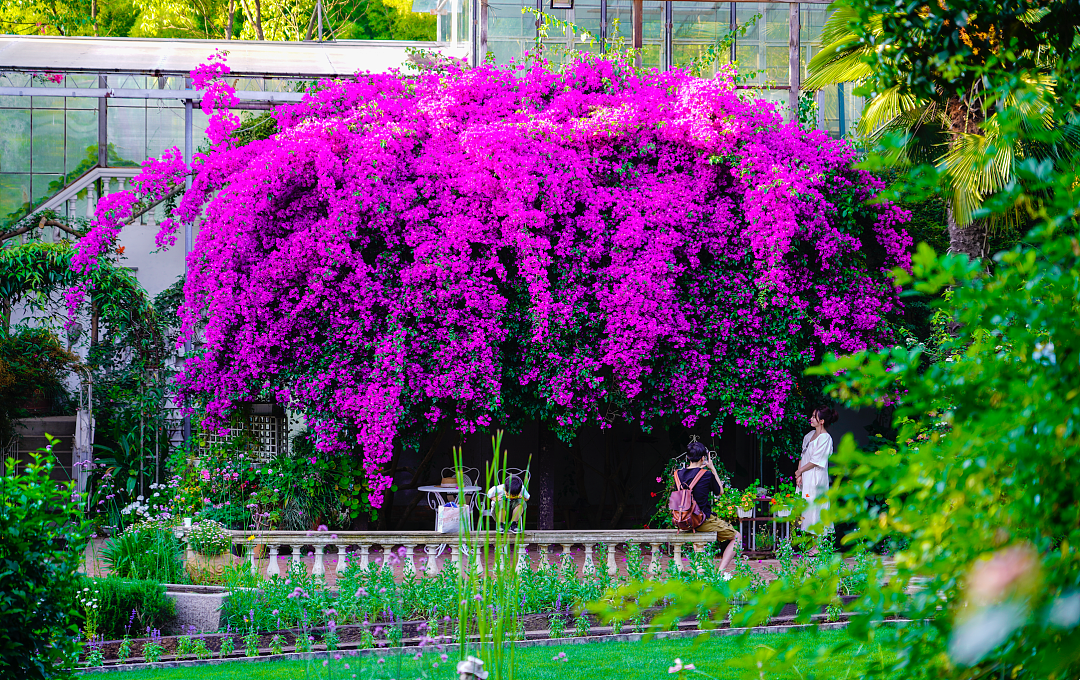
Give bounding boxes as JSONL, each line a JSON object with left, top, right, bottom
{"left": 208, "top": 529, "right": 722, "bottom": 544}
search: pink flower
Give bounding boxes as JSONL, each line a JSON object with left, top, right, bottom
{"left": 68, "top": 52, "right": 908, "bottom": 513}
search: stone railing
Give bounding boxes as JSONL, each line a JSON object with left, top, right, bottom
{"left": 180, "top": 530, "right": 719, "bottom": 581}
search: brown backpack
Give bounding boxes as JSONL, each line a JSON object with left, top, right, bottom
{"left": 669, "top": 468, "right": 708, "bottom": 531}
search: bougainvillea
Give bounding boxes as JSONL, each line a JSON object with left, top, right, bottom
{"left": 73, "top": 54, "right": 911, "bottom": 507}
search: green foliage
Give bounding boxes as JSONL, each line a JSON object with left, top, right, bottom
{"left": 0, "top": 326, "right": 77, "bottom": 437}
{"left": 0, "top": 241, "right": 151, "bottom": 330}
{"left": 72, "top": 576, "right": 175, "bottom": 640}
{"left": 804, "top": 3, "right": 1077, "bottom": 234}
{"left": 100, "top": 525, "right": 186, "bottom": 583}
{"left": 141, "top": 639, "right": 163, "bottom": 663}
{"left": 0, "top": 0, "right": 92, "bottom": 38}
{"left": 0, "top": 446, "right": 91, "bottom": 679}
{"left": 683, "top": 4, "right": 1080, "bottom": 676}
{"left": 339, "top": 0, "right": 434, "bottom": 40}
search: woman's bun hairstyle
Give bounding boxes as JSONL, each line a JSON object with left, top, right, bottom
{"left": 686, "top": 441, "right": 708, "bottom": 462}
{"left": 816, "top": 406, "right": 839, "bottom": 427}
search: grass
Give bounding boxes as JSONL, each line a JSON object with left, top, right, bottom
{"left": 105, "top": 627, "right": 896, "bottom": 680}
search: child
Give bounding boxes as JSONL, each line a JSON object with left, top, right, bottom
{"left": 486, "top": 474, "right": 530, "bottom": 532}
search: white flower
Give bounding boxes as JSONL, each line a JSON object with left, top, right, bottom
{"left": 668, "top": 659, "right": 695, "bottom": 673}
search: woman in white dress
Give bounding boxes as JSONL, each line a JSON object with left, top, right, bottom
{"left": 795, "top": 406, "right": 838, "bottom": 534}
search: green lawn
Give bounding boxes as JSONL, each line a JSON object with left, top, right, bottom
{"left": 106, "top": 628, "right": 895, "bottom": 680}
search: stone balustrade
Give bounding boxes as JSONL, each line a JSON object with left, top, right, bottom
{"left": 178, "top": 529, "right": 719, "bottom": 581}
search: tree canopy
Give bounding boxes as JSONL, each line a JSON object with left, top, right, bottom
{"left": 72, "top": 53, "right": 912, "bottom": 507}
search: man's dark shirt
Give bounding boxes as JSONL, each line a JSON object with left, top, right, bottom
{"left": 676, "top": 467, "right": 722, "bottom": 518}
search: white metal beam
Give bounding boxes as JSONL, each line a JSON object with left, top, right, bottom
{"left": 0, "top": 87, "right": 305, "bottom": 103}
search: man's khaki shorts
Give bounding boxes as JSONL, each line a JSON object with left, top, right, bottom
{"left": 694, "top": 515, "right": 739, "bottom": 541}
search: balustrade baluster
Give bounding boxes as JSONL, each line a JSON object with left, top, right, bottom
{"left": 382, "top": 545, "right": 394, "bottom": 572}
{"left": 559, "top": 544, "right": 572, "bottom": 571}
{"left": 67, "top": 198, "right": 77, "bottom": 227}
{"left": 335, "top": 545, "right": 349, "bottom": 575}
{"left": 536, "top": 543, "right": 551, "bottom": 571}
{"left": 672, "top": 543, "right": 684, "bottom": 572}
{"left": 606, "top": 543, "right": 618, "bottom": 577}
{"left": 312, "top": 544, "right": 326, "bottom": 578}
{"left": 582, "top": 543, "right": 596, "bottom": 576}
{"left": 648, "top": 543, "right": 662, "bottom": 576}
{"left": 290, "top": 544, "right": 304, "bottom": 574}
{"left": 86, "top": 187, "right": 96, "bottom": 221}
{"left": 267, "top": 544, "right": 281, "bottom": 577}
{"left": 357, "top": 545, "right": 370, "bottom": 571}
{"left": 245, "top": 542, "right": 257, "bottom": 575}
{"left": 403, "top": 544, "right": 417, "bottom": 577}
{"left": 515, "top": 542, "right": 529, "bottom": 573}
{"left": 449, "top": 544, "right": 463, "bottom": 575}
{"left": 424, "top": 545, "right": 439, "bottom": 576}
{"left": 472, "top": 544, "right": 485, "bottom": 575}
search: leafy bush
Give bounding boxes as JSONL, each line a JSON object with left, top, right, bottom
{"left": 72, "top": 576, "right": 175, "bottom": 640}
{"left": 0, "top": 326, "right": 76, "bottom": 437}
{"left": 188, "top": 520, "right": 230, "bottom": 556}
{"left": 100, "top": 526, "right": 186, "bottom": 583}
{"left": 0, "top": 448, "right": 91, "bottom": 678}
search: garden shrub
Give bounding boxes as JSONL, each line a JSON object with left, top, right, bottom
{"left": 72, "top": 576, "right": 175, "bottom": 639}
{"left": 0, "top": 326, "right": 77, "bottom": 438}
{"left": 0, "top": 449, "right": 90, "bottom": 679}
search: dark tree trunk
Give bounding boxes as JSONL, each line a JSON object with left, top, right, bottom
{"left": 943, "top": 95, "right": 988, "bottom": 263}
{"left": 946, "top": 201, "right": 987, "bottom": 262}
{"left": 253, "top": 0, "right": 265, "bottom": 40}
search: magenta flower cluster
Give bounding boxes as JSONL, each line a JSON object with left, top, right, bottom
{"left": 71, "top": 54, "right": 911, "bottom": 508}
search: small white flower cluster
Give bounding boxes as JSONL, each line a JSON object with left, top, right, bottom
{"left": 189, "top": 519, "right": 231, "bottom": 556}
{"left": 77, "top": 587, "right": 100, "bottom": 611}
{"left": 120, "top": 496, "right": 150, "bottom": 517}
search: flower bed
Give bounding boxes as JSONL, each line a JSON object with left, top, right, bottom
{"left": 77, "top": 531, "right": 876, "bottom": 668}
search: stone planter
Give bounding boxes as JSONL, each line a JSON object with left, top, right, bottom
{"left": 184, "top": 551, "right": 238, "bottom": 581}
{"left": 773, "top": 508, "right": 791, "bottom": 518}
{"left": 736, "top": 507, "right": 754, "bottom": 519}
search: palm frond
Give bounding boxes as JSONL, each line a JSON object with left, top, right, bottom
{"left": 856, "top": 86, "right": 922, "bottom": 136}
{"left": 805, "top": 47, "right": 874, "bottom": 89}
{"left": 941, "top": 133, "right": 1014, "bottom": 226}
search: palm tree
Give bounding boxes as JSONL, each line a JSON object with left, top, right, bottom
{"left": 804, "top": 6, "right": 1071, "bottom": 262}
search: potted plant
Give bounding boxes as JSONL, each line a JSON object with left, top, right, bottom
{"left": 770, "top": 481, "right": 800, "bottom": 518}
{"left": 736, "top": 489, "right": 757, "bottom": 518}
{"left": 713, "top": 487, "right": 742, "bottom": 523}
{"left": 184, "top": 519, "right": 236, "bottom": 579}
